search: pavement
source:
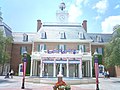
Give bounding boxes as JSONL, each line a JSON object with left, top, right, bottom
{"left": 0, "top": 76, "right": 120, "bottom": 90}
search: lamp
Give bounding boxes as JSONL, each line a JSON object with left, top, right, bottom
{"left": 94, "top": 50, "right": 99, "bottom": 90}
{"left": 21, "top": 51, "right": 27, "bottom": 89}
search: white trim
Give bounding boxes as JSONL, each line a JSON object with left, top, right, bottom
{"left": 33, "top": 39, "right": 93, "bottom": 43}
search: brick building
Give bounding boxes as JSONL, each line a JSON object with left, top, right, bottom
{"left": 0, "top": 2, "right": 120, "bottom": 77}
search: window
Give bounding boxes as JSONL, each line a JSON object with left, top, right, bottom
{"left": 60, "top": 32, "right": 66, "bottom": 39}
{"left": 23, "top": 33, "right": 28, "bottom": 41}
{"left": 78, "top": 45, "right": 85, "bottom": 52}
{"left": 20, "top": 46, "right": 27, "bottom": 55}
{"left": 41, "top": 32, "right": 46, "bottom": 39}
{"left": 78, "top": 32, "right": 84, "bottom": 39}
{"left": 96, "top": 47, "right": 104, "bottom": 55}
{"left": 96, "top": 35, "right": 102, "bottom": 42}
{"left": 37, "top": 44, "right": 46, "bottom": 52}
{"left": 59, "top": 44, "right": 65, "bottom": 51}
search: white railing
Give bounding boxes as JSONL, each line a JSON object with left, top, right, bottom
{"left": 32, "top": 50, "right": 91, "bottom": 56}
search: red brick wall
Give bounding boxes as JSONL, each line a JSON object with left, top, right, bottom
{"left": 115, "top": 66, "right": 120, "bottom": 77}
{"left": 11, "top": 43, "right": 32, "bottom": 75}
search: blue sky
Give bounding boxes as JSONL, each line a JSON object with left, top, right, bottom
{"left": 0, "top": 0, "right": 120, "bottom": 33}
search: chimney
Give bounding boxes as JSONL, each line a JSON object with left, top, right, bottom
{"left": 82, "top": 20, "right": 87, "bottom": 32}
{"left": 37, "top": 20, "right": 42, "bottom": 32}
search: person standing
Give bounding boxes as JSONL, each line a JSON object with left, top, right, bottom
{"left": 10, "top": 69, "right": 14, "bottom": 78}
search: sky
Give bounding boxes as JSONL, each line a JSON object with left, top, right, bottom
{"left": 0, "top": 0, "right": 120, "bottom": 33}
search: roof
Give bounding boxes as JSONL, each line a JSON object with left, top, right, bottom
{"left": 0, "top": 22, "right": 12, "bottom": 37}
{"left": 35, "top": 23, "right": 92, "bottom": 41}
{"left": 12, "top": 32, "right": 36, "bottom": 43}
{"left": 87, "top": 33, "right": 112, "bottom": 43}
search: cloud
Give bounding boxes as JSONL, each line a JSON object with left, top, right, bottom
{"left": 95, "top": 15, "right": 101, "bottom": 20}
{"left": 68, "top": 0, "right": 89, "bottom": 22}
{"left": 101, "top": 15, "right": 120, "bottom": 33}
{"left": 114, "top": 4, "right": 120, "bottom": 9}
{"left": 68, "top": 4, "right": 82, "bottom": 22}
{"left": 93, "top": 0, "right": 108, "bottom": 14}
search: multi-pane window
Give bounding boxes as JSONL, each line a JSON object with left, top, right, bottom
{"left": 96, "top": 47, "right": 104, "bottom": 55}
{"left": 78, "top": 32, "right": 84, "bottom": 39}
{"left": 60, "top": 32, "right": 66, "bottom": 39}
{"left": 78, "top": 45, "right": 85, "bottom": 52}
{"left": 41, "top": 32, "right": 46, "bottom": 39}
{"left": 59, "top": 44, "right": 65, "bottom": 51}
{"left": 96, "top": 35, "right": 102, "bottom": 42}
{"left": 23, "top": 33, "right": 28, "bottom": 41}
{"left": 37, "top": 44, "right": 46, "bottom": 52}
{"left": 20, "top": 46, "right": 27, "bottom": 55}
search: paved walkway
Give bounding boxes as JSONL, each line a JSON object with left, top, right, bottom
{"left": 0, "top": 76, "right": 120, "bottom": 90}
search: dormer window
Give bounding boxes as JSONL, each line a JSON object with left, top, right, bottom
{"left": 96, "top": 35, "right": 102, "bottom": 42}
{"left": 60, "top": 32, "right": 66, "bottom": 39}
{"left": 78, "top": 32, "right": 84, "bottom": 39}
{"left": 41, "top": 31, "right": 46, "bottom": 39}
{"left": 23, "top": 33, "right": 28, "bottom": 42}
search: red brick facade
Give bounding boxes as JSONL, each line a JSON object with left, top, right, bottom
{"left": 11, "top": 43, "right": 32, "bottom": 74}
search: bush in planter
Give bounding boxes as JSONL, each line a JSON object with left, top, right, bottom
{"left": 65, "top": 85, "right": 71, "bottom": 90}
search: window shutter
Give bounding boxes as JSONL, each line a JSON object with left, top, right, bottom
{"left": 37, "top": 44, "right": 40, "bottom": 52}
{"left": 102, "top": 48, "right": 104, "bottom": 55}
{"left": 58, "top": 45, "right": 59, "bottom": 50}
{"left": 96, "top": 48, "right": 98, "bottom": 53}
{"left": 20, "top": 47, "right": 22, "bottom": 55}
{"left": 25, "top": 46, "right": 27, "bottom": 51}
{"left": 44, "top": 44, "right": 46, "bottom": 50}
{"left": 84, "top": 45, "right": 86, "bottom": 52}
{"left": 64, "top": 45, "right": 66, "bottom": 50}
{"left": 78, "top": 45, "right": 79, "bottom": 50}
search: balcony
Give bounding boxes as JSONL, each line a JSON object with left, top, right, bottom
{"left": 31, "top": 50, "right": 91, "bottom": 59}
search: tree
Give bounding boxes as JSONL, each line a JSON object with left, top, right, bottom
{"left": 104, "top": 27, "right": 120, "bottom": 68}
{"left": 0, "top": 30, "right": 12, "bottom": 75}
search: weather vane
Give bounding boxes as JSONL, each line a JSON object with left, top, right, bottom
{"left": 59, "top": 1, "right": 66, "bottom": 11}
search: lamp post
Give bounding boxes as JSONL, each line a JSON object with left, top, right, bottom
{"left": 21, "top": 51, "right": 27, "bottom": 89}
{"left": 94, "top": 51, "right": 99, "bottom": 90}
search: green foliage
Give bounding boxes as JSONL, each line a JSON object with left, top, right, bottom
{"left": 92, "top": 54, "right": 103, "bottom": 76}
{"left": 26, "top": 54, "right": 31, "bottom": 75}
{"left": 0, "top": 30, "right": 13, "bottom": 75}
{"left": 104, "top": 28, "right": 120, "bottom": 68}
{"left": 21, "top": 54, "right": 31, "bottom": 75}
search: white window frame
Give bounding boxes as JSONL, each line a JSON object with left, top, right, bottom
{"left": 78, "top": 45, "right": 85, "bottom": 52}
{"left": 23, "top": 33, "right": 28, "bottom": 41}
{"left": 59, "top": 44, "right": 65, "bottom": 51}
{"left": 41, "top": 32, "right": 46, "bottom": 39}
{"left": 97, "top": 47, "right": 102, "bottom": 54}
{"left": 21, "top": 46, "right": 27, "bottom": 55}
{"left": 40, "top": 44, "right": 45, "bottom": 51}
{"left": 97, "top": 35, "right": 102, "bottom": 42}
{"left": 60, "top": 32, "right": 65, "bottom": 39}
{"left": 79, "top": 32, "right": 84, "bottom": 39}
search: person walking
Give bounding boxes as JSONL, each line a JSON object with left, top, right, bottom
{"left": 104, "top": 71, "right": 107, "bottom": 79}
{"left": 10, "top": 69, "right": 14, "bottom": 78}
{"left": 107, "top": 71, "right": 110, "bottom": 78}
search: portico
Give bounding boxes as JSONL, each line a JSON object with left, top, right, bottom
{"left": 30, "top": 51, "right": 92, "bottom": 78}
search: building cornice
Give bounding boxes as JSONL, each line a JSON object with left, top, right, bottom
{"left": 33, "top": 39, "right": 93, "bottom": 43}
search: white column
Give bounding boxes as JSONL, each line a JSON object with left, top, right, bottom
{"left": 35, "top": 60, "right": 37, "bottom": 76}
{"left": 66, "top": 58, "right": 69, "bottom": 77}
{"left": 53, "top": 58, "right": 56, "bottom": 77}
{"left": 32, "top": 60, "right": 35, "bottom": 76}
{"left": 30, "top": 58, "right": 33, "bottom": 76}
{"left": 79, "top": 58, "right": 82, "bottom": 78}
{"left": 86, "top": 61, "right": 88, "bottom": 77}
{"left": 40, "top": 58, "right": 43, "bottom": 77}
{"left": 88, "top": 61, "right": 90, "bottom": 77}
{"left": 89, "top": 42, "right": 92, "bottom": 55}
{"left": 59, "top": 63, "right": 62, "bottom": 74}
{"left": 90, "top": 59, "right": 93, "bottom": 77}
